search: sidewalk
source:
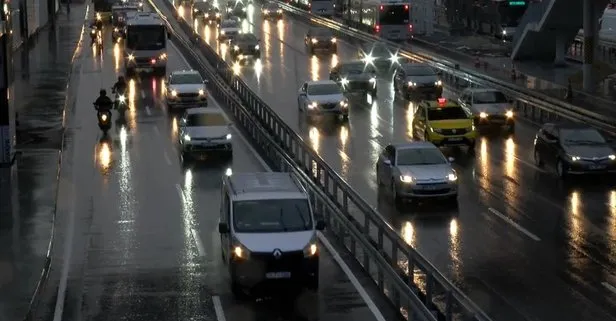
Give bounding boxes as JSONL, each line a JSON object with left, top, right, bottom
{"left": 415, "top": 26, "right": 616, "bottom": 118}
{"left": 0, "top": 3, "right": 87, "bottom": 321}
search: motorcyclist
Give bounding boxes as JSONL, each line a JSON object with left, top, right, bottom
{"left": 112, "top": 76, "right": 128, "bottom": 95}
{"left": 94, "top": 89, "right": 114, "bottom": 113}
{"left": 89, "top": 21, "right": 102, "bottom": 44}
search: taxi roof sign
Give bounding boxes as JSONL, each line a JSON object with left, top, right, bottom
{"left": 437, "top": 97, "right": 447, "bottom": 106}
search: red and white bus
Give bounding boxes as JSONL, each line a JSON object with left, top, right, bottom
{"left": 347, "top": 0, "right": 412, "bottom": 41}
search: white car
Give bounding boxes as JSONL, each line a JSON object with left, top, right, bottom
{"left": 458, "top": 88, "right": 515, "bottom": 134}
{"left": 218, "top": 19, "right": 241, "bottom": 41}
{"left": 165, "top": 70, "right": 208, "bottom": 109}
{"left": 297, "top": 80, "right": 349, "bottom": 121}
{"left": 375, "top": 142, "right": 458, "bottom": 206}
{"left": 178, "top": 108, "right": 233, "bottom": 163}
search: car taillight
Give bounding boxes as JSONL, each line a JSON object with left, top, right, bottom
{"left": 151, "top": 58, "right": 156, "bottom": 64}
{"left": 405, "top": 5, "right": 409, "bottom": 10}
{"left": 375, "top": 24, "right": 380, "bottom": 32}
{"left": 409, "top": 24, "right": 413, "bottom": 31}
{"left": 380, "top": 5, "right": 383, "bottom": 10}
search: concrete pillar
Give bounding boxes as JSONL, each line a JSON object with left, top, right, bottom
{"left": 583, "top": 0, "right": 596, "bottom": 92}
{"left": 554, "top": 33, "right": 566, "bottom": 67}
{"left": 0, "top": 0, "right": 15, "bottom": 167}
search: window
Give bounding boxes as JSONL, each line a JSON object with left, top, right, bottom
{"left": 307, "top": 83, "right": 341, "bottom": 95}
{"left": 472, "top": 91, "right": 508, "bottom": 104}
{"left": 404, "top": 65, "right": 435, "bottom": 76}
{"left": 186, "top": 113, "right": 227, "bottom": 126}
{"left": 378, "top": 5, "right": 409, "bottom": 25}
{"left": 236, "top": 34, "right": 257, "bottom": 43}
{"left": 427, "top": 107, "right": 468, "bottom": 120}
{"left": 221, "top": 21, "right": 238, "bottom": 28}
{"left": 233, "top": 199, "right": 313, "bottom": 233}
{"left": 126, "top": 26, "right": 166, "bottom": 50}
{"left": 560, "top": 128, "right": 606, "bottom": 144}
{"left": 311, "top": 28, "right": 333, "bottom": 37}
{"left": 170, "top": 73, "right": 203, "bottom": 84}
{"left": 340, "top": 63, "right": 368, "bottom": 74}
{"left": 396, "top": 148, "right": 447, "bottom": 166}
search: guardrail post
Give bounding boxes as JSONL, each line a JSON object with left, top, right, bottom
{"left": 391, "top": 241, "right": 398, "bottom": 266}
{"left": 407, "top": 250, "right": 415, "bottom": 285}
{"left": 444, "top": 291, "right": 453, "bottom": 321}
{"left": 425, "top": 275, "right": 433, "bottom": 307}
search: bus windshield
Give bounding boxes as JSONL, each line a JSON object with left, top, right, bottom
{"left": 378, "top": 4, "right": 409, "bottom": 25}
{"left": 126, "top": 26, "right": 166, "bottom": 50}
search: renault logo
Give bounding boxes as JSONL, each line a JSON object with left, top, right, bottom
{"left": 273, "top": 249, "right": 282, "bottom": 258}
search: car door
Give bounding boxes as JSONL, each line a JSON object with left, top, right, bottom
{"left": 298, "top": 82, "right": 308, "bottom": 109}
{"left": 412, "top": 105, "right": 427, "bottom": 138}
{"left": 538, "top": 124, "right": 558, "bottom": 166}
{"left": 220, "top": 188, "right": 231, "bottom": 263}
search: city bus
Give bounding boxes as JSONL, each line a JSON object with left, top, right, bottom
{"left": 310, "top": 0, "right": 335, "bottom": 17}
{"left": 124, "top": 12, "right": 170, "bottom": 76}
{"left": 347, "top": 0, "right": 412, "bottom": 41}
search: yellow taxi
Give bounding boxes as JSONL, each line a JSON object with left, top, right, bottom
{"left": 411, "top": 98, "right": 477, "bottom": 151}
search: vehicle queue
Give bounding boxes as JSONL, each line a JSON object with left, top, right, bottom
{"left": 91, "top": 0, "right": 616, "bottom": 300}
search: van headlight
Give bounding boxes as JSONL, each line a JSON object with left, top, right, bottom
{"left": 226, "top": 133, "right": 232, "bottom": 140}
{"left": 340, "top": 100, "right": 348, "bottom": 107}
{"left": 435, "top": 80, "right": 442, "bottom": 86}
{"left": 183, "top": 134, "right": 191, "bottom": 141}
{"left": 448, "top": 172, "right": 457, "bottom": 181}
{"left": 233, "top": 243, "right": 250, "bottom": 259}
{"left": 308, "top": 102, "right": 318, "bottom": 109}
{"left": 505, "top": 110, "right": 514, "bottom": 118}
{"left": 340, "top": 78, "right": 349, "bottom": 85}
{"left": 408, "top": 81, "right": 416, "bottom": 87}
{"left": 303, "top": 243, "right": 318, "bottom": 257}
{"left": 199, "top": 89, "right": 205, "bottom": 96}
{"left": 399, "top": 175, "right": 413, "bottom": 183}
{"left": 171, "top": 90, "right": 178, "bottom": 97}
{"left": 479, "top": 112, "right": 488, "bottom": 118}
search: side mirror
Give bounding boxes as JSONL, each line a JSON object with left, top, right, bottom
{"left": 448, "top": 157, "right": 455, "bottom": 162}
{"left": 218, "top": 222, "right": 229, "bottom": 233}
{"left": 167, "top": 31, "right": 171, "bottom": 39}
{"left": 315, "top": 220, "right": 326, "bottom": 231}
{"left": 203, "top": 79, "right": 209, "bottom": 84}
{"left": 298, "top": 92, "right": 306, "bottom": 97}
{"left": 383, "top": 159, "right": 392, "bottom": 166}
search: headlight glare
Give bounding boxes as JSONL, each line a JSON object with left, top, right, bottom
{"left": 610, "top": 154, "right": 616, "bottom": 160}
{"left": 506, "top": 110, "right": 514, "bottom": 118}
{"left": 184, "top": 134, "right": 191, "bottom": 141}
{"left": 226, "top": 133, "right": 232, "bottom": 140}
{"left": 479, "top": 112, "right": 488, "bottom": 118}
{"left": 448, "top": 173, "right": 457, "bottom": 181}
{"left": 400, "top": 175, "right": 413, "bottom": 183}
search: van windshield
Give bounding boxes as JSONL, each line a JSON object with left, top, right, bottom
{"left": 233, "top": 199, "right": 313, "bottom": 233}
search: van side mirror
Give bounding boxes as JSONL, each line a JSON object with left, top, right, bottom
{"left": 218, "top": 222, "right": 229, "bottom": 233}
{"left": 383, "top": 159, "right": 391, "bottom": 166}
{"left": 315, "top": 220, "right": 326, "bottom": 231}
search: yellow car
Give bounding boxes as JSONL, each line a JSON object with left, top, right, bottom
{"left": 411, "top": 98, "right": 477, "bottom": 151}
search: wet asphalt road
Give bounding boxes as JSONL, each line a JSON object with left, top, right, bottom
{"left": 60, "top": 24, "right": 393, "bottom": 321}
{"left": 172, "top": 1, "right": 616, "bottom": 320}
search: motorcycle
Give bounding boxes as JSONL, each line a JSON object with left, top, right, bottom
{"left": 96, "top": 108, "right": 112, "bottom": 135}
{"left": 113, "top": 89, "right": 128, "bottom": 118}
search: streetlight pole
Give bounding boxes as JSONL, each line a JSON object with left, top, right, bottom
{"left": 0, "top": 0, "right": 14, "bottom": 167}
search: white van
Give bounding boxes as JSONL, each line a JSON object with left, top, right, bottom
{"left": 218, "top": 172, "right": 326, "bottom": 298}
{"left": 310, "top": 0, "right": 335, "bottom": 17}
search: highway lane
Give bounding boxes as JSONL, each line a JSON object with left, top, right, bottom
{"left": 175, "top": 1, "right": 616, "bottom": 320}
{"left": 58, "top": 24, "right": 398, "bottom": 321}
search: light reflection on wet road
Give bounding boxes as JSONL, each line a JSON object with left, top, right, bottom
{"left": 63, "top": 17, "right": 395, "bottom": 321}
{"left": 177, "top": 1, "right": 616, "bottom": 320}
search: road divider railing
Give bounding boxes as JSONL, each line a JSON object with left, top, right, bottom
{"left": 276, "top": 1, "right": 616, "bottom": 136}
{"left": 149, "top": 0, "right": 493, "bottom": 320}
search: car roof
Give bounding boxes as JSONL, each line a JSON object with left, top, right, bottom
{"left": 549, "top": 122, "right": 596, "bottom": 130}
{"left": 264, "top": 2, "right": 279, "bottom": 7}
{"left": 185, "top": 107, "right": 223, "bottom": 115}
{"left": 307, "top": 80, "right": 337, "bottom": 86}
{"left": 392, "top": 141, "right": 439, "bottom": 150}
{"left": 463, "top": 88, "right": 502, "bottom": 94}
{"left": 421, "top": 99, "right": 461, "bottom": 108}
{"left": 170, "top": 70, "right": 200, "bottom": 76}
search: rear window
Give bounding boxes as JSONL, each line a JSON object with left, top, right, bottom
{"left": 427, "top": 107, "right": 468, "bottom": 120}
{"left": 221, "top": 20, "right": 238, "bottom": 28}
{"left": 233, "top": 199, "right": 313, "bottom": 233}
{"left": 186, "top": 113, "right": 227, "bottom": 126}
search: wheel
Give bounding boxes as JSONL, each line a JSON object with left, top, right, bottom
{"left": 391, "top": 180, "right": 402, "bottom": 205}
{"left": 556, "top": 159, "right": 568, "bottom": 179}
{"left": 533, "top": 149, "right": 543, "bottom": 167}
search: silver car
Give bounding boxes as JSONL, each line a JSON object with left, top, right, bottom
{"left": 375, "top": 142, "right": 458, "bottom": 205}
{"left": 297, "top": 80, "right": 349, "bottom": 121}
{"left": 458, "top": 88, "right": 515, "bottom": 134}
{"left": 165, "top": 70, "right": 208, "bottom": 109}
{"left": 178, "top": 108, "right": 233, "bottom": 163}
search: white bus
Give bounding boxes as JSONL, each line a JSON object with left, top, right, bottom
{"left": 124, "top": 12, "right": 170, "bottom": 76}
{"left": 348, "top": 0, "right": 412, "bottom": 41}
{"left": 310, "top": 0, "right": 335, "bottom": 17}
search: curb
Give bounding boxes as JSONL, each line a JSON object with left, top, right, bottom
{"left": 21, "top": 5, "right": 90, "bottom": 321}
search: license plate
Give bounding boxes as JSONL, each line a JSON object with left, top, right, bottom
{"left": 266, "top": 272, "right": 291, "bottom": 279}
{"left": 448, "top": 137, "right": 463, "bottom": 141}
{"left": 423, "top": 185, "right": 443, "bottom": 190}
{"left": 589, "top": 165, "right": 606, "bottom": 170}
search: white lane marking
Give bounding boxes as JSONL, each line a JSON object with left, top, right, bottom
{"left": 191, "top": 228, "right": 206, "bottom": 257}
{"left": 153, "top": 125, "right": 160, "bottom": 136}
{"left": 172, "top": 39, "right": 385, "bottom": 319}
{"left": 175, "top": 184, "right": 184, "bottom": 200}
{"left": 318, "top": 233, "right": 386, "bottom": 321}
{"left": 488, "top": 208, "right": 541, "bottom": 241}
{"left": 141, "top": 90, "right": 146, "bottom": 99}
{"left": 164, "top": 150, "right": 172, "bottom": 165}
{"left": 603, "top": 282, "right": 616, "bottom": 295}
{"left": 145, "top": 105, "right": 152, "bottom": 116}
{"left": 213, "top": 296, "right": 227, "bottom": 321}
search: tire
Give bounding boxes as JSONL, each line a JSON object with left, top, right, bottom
{"left": 556, "top": 159, "right": 568, "bottom": 179}
{"left": 230, "top": 273, "right": 248, "bottom": 300}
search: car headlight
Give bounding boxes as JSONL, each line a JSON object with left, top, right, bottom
{"left": 242, "top": 7, "right": 246, "bottom": 11}
{"left": 570, "top": 155, "right": 580, "bottom": 161}
{"left": 311, "top": 38, "right": 317, "bottom": 43}
{"left": 118, "top": 95, "right": 126, "bottom": 103}
{"left": 432, "top": 127, "right": 443, "bottom": 133}
{"left": 159, "top": 53, "right": 167, "bottom": 60}
{"left": 610, "top": 154, "right": 616, "bottom": 160}
{"left": 128, "top": 54, "right": 134, "bottom": 61}
{"left": 479, "top": 112, "right": 488, "bottom": 118}
{"left": 369, "top": 77, "right": 376, "bottom": 83}
{"left": 221, "top": 30, "right": 225, "bottom": 35}
{"left": 408, "top": 81, "right": 416, "bottom": 87}
{"left": 340, "top": 100, "right": 348, "bottom": 107}
{"left": 226, "top": 133, "right": 232, "bottom": 140}
{"left": 505, "top": 110, "right": 514, "bottom": 118}
{"left": 233, "top": 45, "right": 239, "bottom": 51}
{"left": 502, "top": 30, "right": 507, "bottom": 35}
{"left": 399, "top": 175, "right": 413, "bottom": 183}
{"left": 255, "top": 44, "right": 260, "bottom": 50}
{"left": 184, "top": 134, "right": 191, "bottom": 141}
{"left": 303, "top": 243, "right": 318, "bottom": 257}
{"left": 171, "top": 90, "right": 178, "bottom": 97}
{"left": 114, "top": 27, "right": 118, "bottom": 32}
{"left": 96, "top": 13, "right": 102, "bottom": 20}
{"left": 100, "top": 113, "right": 108, "bottom": 121}
{"left": 277, "top": 9, "right": 282, "bottom": 13}
{"left": 448, "top": 173, "right": 457, "bottom": 181}
{"left": 331, "top": 38, "right": 337, "bottom": 43}
{"left": 340, "top": 78, "right": 349, "bottom": 85}
{"left": 435, "top": 80, "right": 442, "bottom": 86}
{"left": 308, "top": 102, "right": 318, "bottom": 109}
{"left": 263, "top": 9, "right": 269, "bottom": 13}
{"left": 198, "top": 89, "right": 205, "bottom": 96}
{"left": 91, "top": 29, "right": 96, "bottom": 34}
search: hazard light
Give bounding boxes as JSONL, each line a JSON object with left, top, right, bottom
{"left": 437, "top": 97, "right": 447, "bottom": 106}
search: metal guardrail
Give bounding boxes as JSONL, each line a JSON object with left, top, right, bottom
{"left": 570, "top": 35, "right": 616, "bottom": 65}
{"left": 277, "top": 1, "right": 616, "bottom": 135}
{"left": 147, "top": 0, "right": 493, "bottom": 320}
